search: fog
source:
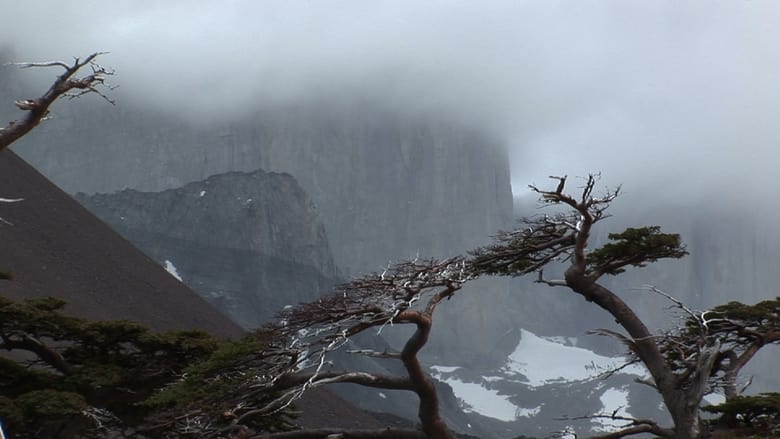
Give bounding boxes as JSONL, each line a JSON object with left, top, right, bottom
{"left": 2, "top": 1, "right": 779, "bottom": 198}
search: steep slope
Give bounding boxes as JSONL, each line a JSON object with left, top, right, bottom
{"left": 77, "top": 169, "right": 339, "bottom": 328}
{"left": 0, "top": 150, "right": 244, "bottom": 338}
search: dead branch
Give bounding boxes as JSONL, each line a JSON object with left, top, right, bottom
{"left": 251, "top": 258, "right": 465, "bottom": 438}
{"left": 554, "top": 413, "right": 672, "bottom": 439}
{"left": 0, "top": 52, "right": 115, "bottom": 151}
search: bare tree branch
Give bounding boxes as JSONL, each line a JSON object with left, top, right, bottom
{"left": 555, "top": 413, "right": 672, "bottom": 439}
{"left": 0, "top": 52, "right": 115, "bottom": 151}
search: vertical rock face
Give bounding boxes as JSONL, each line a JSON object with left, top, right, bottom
{"left": 13, "top": 99, "right": 514, "bottom": 275}
{"left": 19, "top": 98, "right": 516, "bottom": 371}
{"left": 250, "top": 103, "right": 515, "bottom": 276}
{"left": 13, "top": 93, "right": 516, "bottom": 359}
{"left": 77, "top": 170, "right": 339, "bottom": 328}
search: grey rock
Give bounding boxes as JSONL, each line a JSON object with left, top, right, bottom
{"left": 77, "top": 169, "right": 338, "bottom": 328}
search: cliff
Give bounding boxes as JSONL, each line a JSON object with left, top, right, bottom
{"left": 77, "top": 169, "right": 339, "bottom": 328}
{"left": 12, "top": 98, "right": 514, "bottom": 276}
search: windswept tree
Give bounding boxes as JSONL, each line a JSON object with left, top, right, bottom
{"left": 252, "top": 257, "right": 470, "bottom": 439}
{"left": 0, "top": 295, "right": 218, "bottom": 437}
{"left": 0, "top": 258, "right": 471, "bottom": 438}
{"left": 470, "top": 174, "right": 715, "bottom": 439}
{"left": 151, "top": 257, "right": 471, "bottom": 438}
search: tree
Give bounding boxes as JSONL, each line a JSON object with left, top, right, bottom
{"left": 703, "top": 392, "right": 780, "bottom": 434}
{"left": 254, "top": 257, "right": 469, "bottom": 439}
{"left": 0, "top": 259, "right": 470, "bottom": 438}
{"left": 0, "top": 294, "right": 314, "bottom": 438}
{"left": 0, "top": 295, "right": 214, "bottom": 437}
{"left": 469, "top": 174, "right": 713, "bottom": 439}
{"left": 0, "top": 52, "right": 115, "bottom": 265}
{"left": 0, "top": 52, "right": 115, "bottom": 152}
{"left": 639, "top": 294, "right": 780, "bottom": 407}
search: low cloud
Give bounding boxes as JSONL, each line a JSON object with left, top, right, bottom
{"left": 2, "top": 1, "right": 778, "bottom": 200}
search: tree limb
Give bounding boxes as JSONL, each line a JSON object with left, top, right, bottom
{"left": 0, "top": 52, "right": 115, "bottom": 151}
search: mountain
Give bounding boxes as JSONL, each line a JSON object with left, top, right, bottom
{"left": 13, "top": 95, "right": 517, "bottom": 360}
{"left": 0, "top": 150, "right": 244, "bottom": 337}
{"left": 76, "top": 168, "right": 339, "bottom": 328}
{"left": 0, "top": 149, "right": 413, "bottom": 436}
{"left": 11, "top": 98, "right": 514, "bottom": 276}
{"left": 75, "top": 167, "right": 505, "bottom": 439}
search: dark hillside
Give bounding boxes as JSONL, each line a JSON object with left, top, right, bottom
{"left": 0, "top": 150, "right": 243, "bottom": 338}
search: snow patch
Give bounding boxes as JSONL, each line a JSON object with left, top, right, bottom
{"left": 199, "top": 190, "right": 206, "bottom": 197}
{"left": 435, "top": 374, "right": 517, "bottom": 422}
{"left": 428, "top": 329, "right": 645, "bottom": 424}
{"left": 517, "top": 405, "right": 542, "bottom": 417}
{"left": 0, "top": 198, "right": 23, "bottom": 203}
{"left": 378, "top": 392, "right": 387, "bottom": 399}
{"left": 506, "top": 329, "right": 642, "bottom": 386}
{"left": 703, "top": 393, "right": 726, "bottom": 406}
{"left": 430, "top": 365, "right": 459, "bottom": 374}
{"left": 593, "top": 387, "right": 632, "bottom": 431}
{"left": 164, "top": 260, "right": 183, "bottom": 282}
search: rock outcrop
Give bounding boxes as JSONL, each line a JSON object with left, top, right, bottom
{"left": 77, "top": 169, "right": 339, "bottom": 328}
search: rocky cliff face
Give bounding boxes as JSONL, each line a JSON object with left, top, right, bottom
{"left": 13, "top": 99, "right": 514, "bottom": 276}
{"left": 77, "top": 169, "right": 339, "bottom": 328}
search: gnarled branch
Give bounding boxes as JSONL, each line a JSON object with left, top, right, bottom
{"left": 0, "top": 52, "right": 115, "bottom": 151}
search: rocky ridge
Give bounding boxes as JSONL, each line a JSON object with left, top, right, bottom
{"left": 77, "top": 169, "right": 339, "bottom": 328}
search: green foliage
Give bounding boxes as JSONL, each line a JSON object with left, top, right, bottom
{"left": 0, "top": 294, "right": 300, "bottom": 437}
{"left": 0, "top": 396, "right": 24, "bottom": 427}
{"left": 144, "top": 332, "right": 297, "bottom": 432}
{"left": 0, "top": 295, "right": 224, "bottom": 437}
{"left": 710, "top": 298, "right": 780, "bottom": 323}
{"left": 15, "top": 389, "right": 87, "bottom": 417}
{"left": 0, "top": 356, "right": 58, "bottom": 394}
{"left": 704, "top": 393, "right": 780, "bottom": 434}
{"left": 587, "top": 226, "right": 688, "bottom": 275}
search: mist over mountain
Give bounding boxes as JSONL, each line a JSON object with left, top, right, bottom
{"left": 3, "top": 2, "right": 780, "bottom": 437}
{"left": 3, "top": 1, "right": 778, "bottom": 198}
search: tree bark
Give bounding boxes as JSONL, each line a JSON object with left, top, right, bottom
{"left": 397, "top": 309, "right": 454, "bottom": 439}
{"left": 564, "top": 273, "right": 703, "bottom": 439}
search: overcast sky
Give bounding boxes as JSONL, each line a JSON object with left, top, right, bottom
{"left": 2, "top": 1, "right": 778, "bottom": 197}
